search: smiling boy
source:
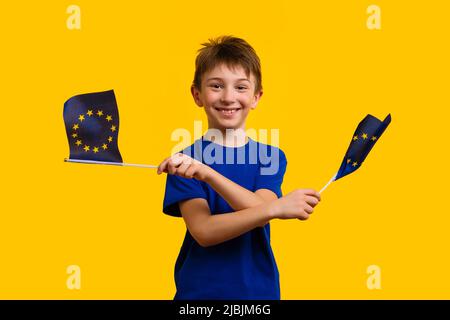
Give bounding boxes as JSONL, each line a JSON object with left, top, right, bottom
{"left": 158, "top": 36, "right": 321, "bottom": 300}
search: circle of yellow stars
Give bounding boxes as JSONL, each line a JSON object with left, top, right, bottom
{"left": 71, "top": 108, "right": 117, "bottom": 153}
{"left": 347, "top": 132, "right": 378, "bottom": 167}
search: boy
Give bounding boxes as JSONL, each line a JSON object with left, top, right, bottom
{"left": 157, "top": 36, "right": 321, "bottom": 300}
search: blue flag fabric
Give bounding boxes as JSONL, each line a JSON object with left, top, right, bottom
{"left": 63, "top": 90, "right": 123, "bottom": 163}
{"left": 335, "top": 114, "right": 391, "bottom": 180}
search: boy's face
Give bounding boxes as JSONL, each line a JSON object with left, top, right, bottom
{"left": 191, "top": 63, "right": 262, "bottom": 133}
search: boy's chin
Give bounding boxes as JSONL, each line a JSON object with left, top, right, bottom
{"left": 215, "top": 118, "right": 245, "bottom": 130}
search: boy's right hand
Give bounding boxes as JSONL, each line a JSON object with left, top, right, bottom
{"left": 269, "top": 189, "right": 321, "bottom": 221}
{"left": 157, "top": 153, "right": 212, "bottom": 181}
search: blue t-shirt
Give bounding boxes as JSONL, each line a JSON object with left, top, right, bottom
{"left": 162, "top": 137, "right": 287, "bottom": 300}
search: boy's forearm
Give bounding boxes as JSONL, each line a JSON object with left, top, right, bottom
{"left": 202, "top": 166, "right": 266, "bottom": 211}
{"left": 198, "top": 202, "right": 278, "bottom": 247}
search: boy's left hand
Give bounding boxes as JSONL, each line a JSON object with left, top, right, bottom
{"left": 157, "top": 153, "right": 211, "bottom": 181}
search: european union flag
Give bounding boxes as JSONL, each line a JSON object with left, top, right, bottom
{"left": 335, "top": 113, "right": 391, "bottom": 180}
{"left": 63, "top": 90, "right": 123, "bottom": 163}
{"left": 320, "top": 113, "right": 391, "bottom": 193}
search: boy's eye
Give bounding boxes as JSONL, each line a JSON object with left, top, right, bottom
{"left": 209, "top": 84, "right": 223, "bottom": 89}
{"left": 237, "top": 86, "right": 248, "bottom": 91}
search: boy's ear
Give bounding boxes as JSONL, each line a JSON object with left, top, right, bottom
{"left": 251, "top": 90, "right": 263, "bottom": 109}
{"left": 191, "top": 85, "right": 203, "bottom": 107}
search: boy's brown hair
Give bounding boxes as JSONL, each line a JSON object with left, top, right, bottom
{"left": 193, "top": 36, "right": 262, "bottom": 93}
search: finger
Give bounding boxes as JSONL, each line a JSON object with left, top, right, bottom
{"left": 302, "top": 189, "right": 318, "bottom": 196}
{"left": 315, "top": 191, "right": 321, "bottom": 201}
{"left": 167, "top": 157, "right": 186, "bottom": 173}
{"left": 176, "top": 163, "right": 191, "bottom": 177}
{"left": 298, "top": 213, "right": 310, "bottom": 221}
{"left": 184, "top": 165, "right": 197, "bottom": 179}
{"left": 304, "top": 189, "right": 321, "bottom": 201}
{"left": 305, "top": 195, "right": 319, "bottom": 207}
{"left": 304, "top": 204, "right": 314, "bottom": 214}
{"left": 170, "top": 153, "right": 185, "bottom": 166}
{"left": 157, "top": 157, "right": 171, "bottom": 174}
{"left": 167, "top": 160, "right": 178, "bottom": 175}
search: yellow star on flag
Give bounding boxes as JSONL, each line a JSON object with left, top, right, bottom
{"left": 106, "top": 115, "right": 112, "bottom": 122}
{"left": 75, "top": 140, "right": 82, "bottom": 146}
{"left": 97, "top": 110, "right": 103, "bottom": 117}
{"left": 371, "top": 136, "right": 377, "bottom": 141}
{"left": 361, "top": 133, "right": 368, "bottom": 140}
{"left": 78, "top": 114, "right": 85, "bottom": 122}
{"left": 83, "top": 145, "right": 90, "bottom": 152}
{"left": 108, "top": 136, "right": 113, "bottom": 142}
{"left": 93, "top": 147, "right": 99, "bottom": 153}
{"left": 352, "top": 161, "right": 358, "bottom": 167}
{"left": 87, "top": 110, "right": 93, "bottom": 116}
{"left": 353, "top": 135, "right": 358, "bottom": 141}
{"left": 72, "top": 133, "right": 78, "bottom": 138}
{"left": 111, "top": 125, "right": 116, "bottom": 132}
{"left": 102, "top": 143, "right": 108, "bottom": 150}
{"left": 72, "top": 124, "right": 79, "bottom": 130}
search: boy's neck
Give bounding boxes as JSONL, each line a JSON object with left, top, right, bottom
{"left": 204, "top": 128, "right": 248, "bottom": 147}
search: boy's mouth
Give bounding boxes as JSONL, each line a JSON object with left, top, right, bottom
{"left": 214, "top": 107, "right": 242, "bottom": 116}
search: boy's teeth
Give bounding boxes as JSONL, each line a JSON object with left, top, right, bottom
{"left": 218, "top": 108, "right": 239, "bottom": 114}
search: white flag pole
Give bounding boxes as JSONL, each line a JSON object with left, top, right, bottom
{"left": 319, "top": 173, "right": 337, "bottom": 194}
{"left": 64, "top": 158, "right": 158, "bottom": 169}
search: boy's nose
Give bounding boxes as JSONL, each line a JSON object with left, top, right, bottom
{"left": 220, "top": 89, "right": 236, "bottom": 105}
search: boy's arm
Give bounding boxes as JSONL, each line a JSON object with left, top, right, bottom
{"left": 158, "top": 153, "right": 282, "bottom": 211}
{"left": 180, "top": 189, "right": 320, "bottom": 247}
{"left": 180, "top": 198, "right": 272, "bottom": 247}
{"left": 203, "top": 167, "right": 277, "bottom": 211}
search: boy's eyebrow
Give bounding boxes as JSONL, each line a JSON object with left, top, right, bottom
{"left": 206, "top": 77, "right": 251, "bottom": 82}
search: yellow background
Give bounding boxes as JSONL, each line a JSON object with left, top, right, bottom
{"left": 0, "top": 1, "right": 449, "bottom": 299}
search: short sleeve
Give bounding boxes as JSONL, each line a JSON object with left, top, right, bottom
{"left": 162, "top": 174, "right": 208, "bottom": 217}
{"left": 254, "top": 148, "right": 287, "bottom": 198}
